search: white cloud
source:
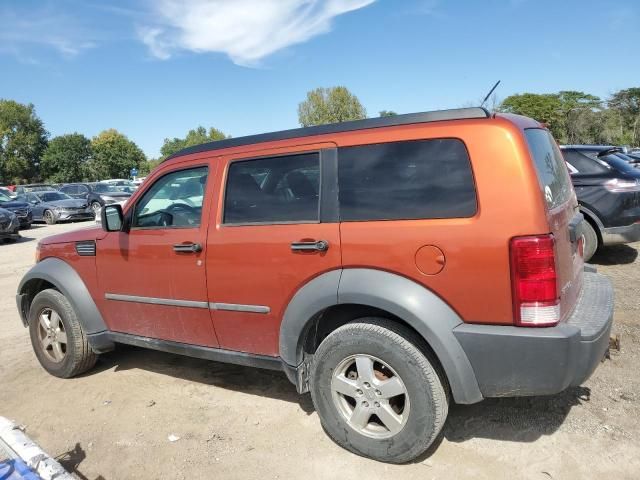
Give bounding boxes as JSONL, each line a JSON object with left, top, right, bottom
{"left": 0, "top": 6, "right": 96, "bottom": 60}
{"left": 139, "top": 0, "right": 376, "bottom": 66}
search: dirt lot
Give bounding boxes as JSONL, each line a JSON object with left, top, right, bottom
{"left": 1, "top": 223, "right": 639, "bottom": 479}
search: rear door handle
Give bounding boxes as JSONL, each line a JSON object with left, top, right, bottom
{"left": 290, "top": 240, "right": 329, "bottom": 252}
{"left": 173, "top": 243, "right": 202, "bottom": 253}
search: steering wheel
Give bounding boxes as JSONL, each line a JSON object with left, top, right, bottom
{"left": 166, "top": 203, "right": 198, "bottom": 214}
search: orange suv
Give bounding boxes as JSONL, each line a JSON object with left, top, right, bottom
{"left": 16, "top": 108, "right": 614, "bottom": 463}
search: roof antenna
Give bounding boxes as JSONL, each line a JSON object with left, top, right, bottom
{"left": 480, "top": 80, "right": 501, "bottom": 108}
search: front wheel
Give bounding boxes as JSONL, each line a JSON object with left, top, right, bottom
{"left": 90, "top": 201, "right": 102, "bottom": 216}
{"left": 28, "top": 289, "right": 98, "bottom": 378}
{"left": 43, "top": 209, "right": 56, "bottom": 225}
{"left": 310, "top": 318, "right": 449, "bottom": 463}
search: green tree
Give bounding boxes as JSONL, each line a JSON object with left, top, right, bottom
{"left": 40, "top": 133, "right": 92, "bottom": 183}
{"left": 137, "top": 158, "right": 162, "bottom": 176}
{"left": 556, "top": 91, "right": 602, "bottom": 144}
{"left": 89, "top": 129, "right": 146, "bottom": 180}
{"left": 160, "top": 126, "right": 228, "bottom": 159}
{"left": 298, "top": 87, "right": 367, "bottom": 127}
{"left": 379, "top": 110, "right": 398, "bottom": 117}
{"left": 609, "top": 88, "right": 640, "bottom": 144}
{"left": 499, "top": 93, "right": 565, "bottom": 140}
{"left": 0, "top": 99, "right": 48, "bottom": 184}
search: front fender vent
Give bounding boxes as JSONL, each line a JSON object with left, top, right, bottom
{"left": 75, "top": 241, "right": 96, "bottom": 256}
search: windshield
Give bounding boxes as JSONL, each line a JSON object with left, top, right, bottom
{"left": 0, "top": 191, "right": 13, "bottom": 202}
{"left": 93, "top": 183, "right": 124, "bottom": 193}
{"left": 38, "top": 192, "right": 72, "bottom": 202}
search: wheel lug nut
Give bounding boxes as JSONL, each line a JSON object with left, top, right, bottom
{"left": 375, "top": 390, "right": 381, "bottom": 396}
{"left": 363, "top": 382, "right": 370, "bottom": 388}
{"left": 356, "top": 389, "right": 363, "bottom": 395}
{"left": 374, "top": 402, "right": 380, "bottom": 408}
{"left": 363, "top": 401, "right": 369, "bottom": 407}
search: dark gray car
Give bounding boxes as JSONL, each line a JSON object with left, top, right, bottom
{"left": 18, "top": 191, "right": 94, "bottom": 225}
{"left": 0, "top": 207, "right": 20, "bottom": 241}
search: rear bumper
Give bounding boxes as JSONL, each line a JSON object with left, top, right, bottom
{"left": 454, "top": 272, "right": 613, "bottom": 398}
{"left": 602, "top": 222, "right": 640, "bottom": 245}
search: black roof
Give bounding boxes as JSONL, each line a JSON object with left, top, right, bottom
{"left": 165, "top": 107, "right": 491, "bottom": 162}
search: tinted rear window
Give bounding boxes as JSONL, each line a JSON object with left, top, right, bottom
{"left": 562, "top": 150, "right": 609, "bottom": 175}
{"left": 338, "top": 139, "right": 477, "bottom": 221}
{"left": 525, "top": 129, "right": 573, "bottom": 210}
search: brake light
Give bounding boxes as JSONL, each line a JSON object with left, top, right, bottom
{"left": 510, "top": 234, "right": 560, "bottom": 327}
{"left": 604, "top": 178, "right": 640, "bottom": 192}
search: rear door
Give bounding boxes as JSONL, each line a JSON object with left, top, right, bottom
{"left": 525, "top": 129, "right": 583, "bottom": 320}
{"left": 206, "top": 144, "right": 341, "bottom": 356}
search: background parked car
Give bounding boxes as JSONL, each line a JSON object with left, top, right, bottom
{"left": 14, "top": 184, "right": 58, "bottom": 195}
{"left": 0, "top": 190, "right": 32, "bottom": 229}
{"left": 101, "top": 179, "right": 138, "bottom": 192}
{"left": 0, "top": 187, "right": 16, "bottom": 198}
{"left": 17, "top": 191, "right": 94, "bottom": 225}
{"left": 0, "top": 208, "right": 20, "bottom": 242}
{"left": 58, "top": 182, "right": 132, "bottom": 215}
{"left": 561, "top": 145, "right": 640, "bottom": 260}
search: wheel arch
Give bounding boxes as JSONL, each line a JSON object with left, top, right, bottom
{"left": 17, "top": 258, "right": 109, "bottom": 338}
{"left": 279, "top": 268, "right": 483, "bottom": 404}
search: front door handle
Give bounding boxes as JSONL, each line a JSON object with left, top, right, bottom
{"left": 173, "top": 242, "right": 202, "bottom": 253}
{"left": 291, "top": 240, "right": 329, "bottom": 252}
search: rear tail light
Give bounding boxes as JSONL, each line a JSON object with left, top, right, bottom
{"left": 604, "top": 178, "right": 640, "bottom": 192}
{"left": 510, "top": 234, "right": 560, "bottom": 327}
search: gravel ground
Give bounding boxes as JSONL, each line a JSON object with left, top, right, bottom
{"left": 1, "top": 223, "right": 639, "bottom": 479}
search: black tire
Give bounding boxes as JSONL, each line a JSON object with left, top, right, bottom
{"left": 43, "top": 209, "right": 56, "bottom": 225}
{"left": 28, "top": 289, "right": 97, "bottom": 378}
{"left": 310, "top": 318, "right": 448, "bottom": 463}
{"left": 582, "top": 220, "right": 599, "bottom": 262}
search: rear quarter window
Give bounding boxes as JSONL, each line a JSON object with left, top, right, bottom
{"left": 338, "top": 139, "right": 477, "bottom": 221}
{"left": 525, "top": 129, "right": 573, "bottom": 210}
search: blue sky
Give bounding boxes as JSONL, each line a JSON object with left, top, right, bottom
{"left": 1, "top": 0, "right": 638, "bottom": 159}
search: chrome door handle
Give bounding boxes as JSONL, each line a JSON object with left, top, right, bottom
{"left": 173, "top": 243, "right": 202, "bottom": 253}
{"left": 290, "top": 240, "right": 329, "bottom": 252}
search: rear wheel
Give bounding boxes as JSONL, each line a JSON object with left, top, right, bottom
{"left": 582, "top": 220, "right": 599, "bottom": 262}
{"left": 28, "top": 289, "right": 97, "bottom": 378}
{"left": 43, "top": 209, "right": 56, "bottom": 225}
{"left": 310, "top": 318, "right": 448, "bottom": 463}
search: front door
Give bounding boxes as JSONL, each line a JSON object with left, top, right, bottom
{"left": 207, "top": 145, "right": 341, "bottom": 356}
{"left": 96, "top": 163, "right": 219, "bottom": 347}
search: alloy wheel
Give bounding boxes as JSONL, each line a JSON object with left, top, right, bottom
{"left": 331, "top": 354, "right": 410, "bottom": 439}
{"left": 37, "top": 308, "right": 67, "bottom": 363}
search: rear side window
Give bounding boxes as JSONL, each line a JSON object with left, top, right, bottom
{"left": 562, "top": 150, "right": 609, "bottom": 175}
{"left": 525, "top": 129, "right": 573, "bottom": 210}
{"left": 224, "top": 153, "right": 320, "bottom": 224}
{"left": 338, "top": 139, "right": 477, "bottom": 221}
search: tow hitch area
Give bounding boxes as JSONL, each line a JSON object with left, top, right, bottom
{"left": 0, "top": 416, "right": 73, "bottom": 480}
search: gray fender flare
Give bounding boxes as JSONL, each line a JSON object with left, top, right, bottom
{"left": 17, "top": 257, "right": 108, "bottom": 336}
{"left": 279, "top": 268, "right": 483, "bottom": 404}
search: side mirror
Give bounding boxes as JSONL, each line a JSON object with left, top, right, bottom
{"left": 101, "top": 204, "right": 124, "bottom": 232}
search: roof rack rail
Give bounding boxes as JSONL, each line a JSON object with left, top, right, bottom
{"left": 165, "top": 107, "right": 490, "bottom": 161}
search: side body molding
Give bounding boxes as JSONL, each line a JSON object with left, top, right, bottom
{"left": 17, "top": 258, "right": 111, "bottom": 350}
{"left": 279, "top": 268, "right": 483, "bottom": 404}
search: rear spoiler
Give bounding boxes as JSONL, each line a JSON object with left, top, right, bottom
{"left": 597, "top": 147, "right": 624, "bottom": 157}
